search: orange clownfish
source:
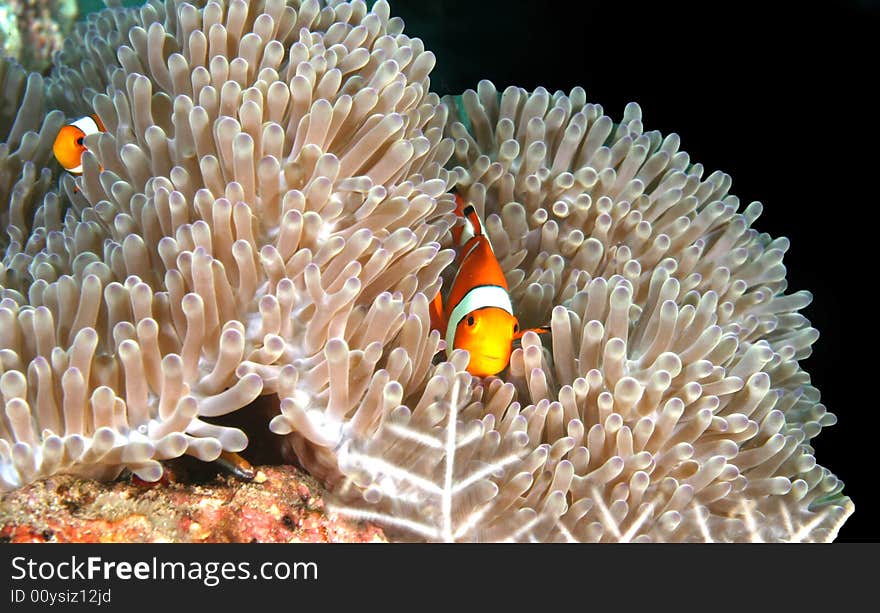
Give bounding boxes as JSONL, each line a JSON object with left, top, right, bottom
{"left": 430, "top": 193, "right": 548, "bottom": 377}
{"left": 52, "top": 114, "right": 105, "bottom": 175}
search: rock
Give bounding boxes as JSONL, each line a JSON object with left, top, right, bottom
{"left": 0, "top": 465, "right": 386, "bottom": 543}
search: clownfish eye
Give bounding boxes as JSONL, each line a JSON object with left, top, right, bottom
{"left": 514, "top": 323, "right": 519, "bottom": 333}
{"left": 466, "top": 316, "right": 475, "bottom": 326}
{"left": 76, "top": 137, "right": 84, "bottom": 146}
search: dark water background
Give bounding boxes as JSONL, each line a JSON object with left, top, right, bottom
{"left": 64, "top": 0, "right": 879, "bottom": 541}
{"left": 77, "top": 0, "right": 142, "bottom": 16}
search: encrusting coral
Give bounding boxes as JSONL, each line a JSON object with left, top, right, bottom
{"left": 0, "top": 464, "right": 387, "bottom": 542}
{"left": 0, "top": 0, "right": 853, "bottom": 542}
{"left": 0, "top": 0, "right": 78, "bottom": 74}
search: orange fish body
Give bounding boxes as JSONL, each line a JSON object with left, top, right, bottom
{"left": 431, "top": 194, "right": 545, "bottom": 377}
{"left": 52, "top": 114, "right": 105, "bottom": 175}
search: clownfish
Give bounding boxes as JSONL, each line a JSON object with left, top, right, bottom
{"left": 430, "top": 193, "right": 548, "bottom": 377}
{"left": 52, "top": 114, "right": 105, "bottom": 175}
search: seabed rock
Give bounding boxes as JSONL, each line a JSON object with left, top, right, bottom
{"left": 0, "top": 464, "right": 387, "bottom": 543}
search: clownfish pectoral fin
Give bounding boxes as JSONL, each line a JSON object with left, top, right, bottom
{"left": 512, "top": 325, "right": 551, "bottom": 343}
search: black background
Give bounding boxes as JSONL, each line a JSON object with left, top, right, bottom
{"left": 388, "top": 0, "right": 878, "bottom": 541}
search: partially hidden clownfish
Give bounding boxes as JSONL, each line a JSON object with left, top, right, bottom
{"left": 52, "top": 114, "right": 105, "bottom": 176}
{"left": 430, "top": 193, "right": 548, "bottom": 377}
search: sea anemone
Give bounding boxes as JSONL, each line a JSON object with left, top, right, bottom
{"left": 331, "top": 82, "right": 853, "bottom": 541}
{"left": 0, "top": 0, "right": 852, "bottom": 542}
{"left": 2, "top": 0, "right": 454, "bottom": 489}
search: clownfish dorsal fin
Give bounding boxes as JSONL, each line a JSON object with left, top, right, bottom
{"left": 461, "top": 204, "right": 484, "bottom": 237}
{"left": 454, "top": 199, "right": 495, "bottom": 254}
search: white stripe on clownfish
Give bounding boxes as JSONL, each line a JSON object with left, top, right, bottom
{"left": 444, "top": 284, "right": 514, "bottom": 356}
{"left": 70, "top": 115, "right": 101, "bottom": 136}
